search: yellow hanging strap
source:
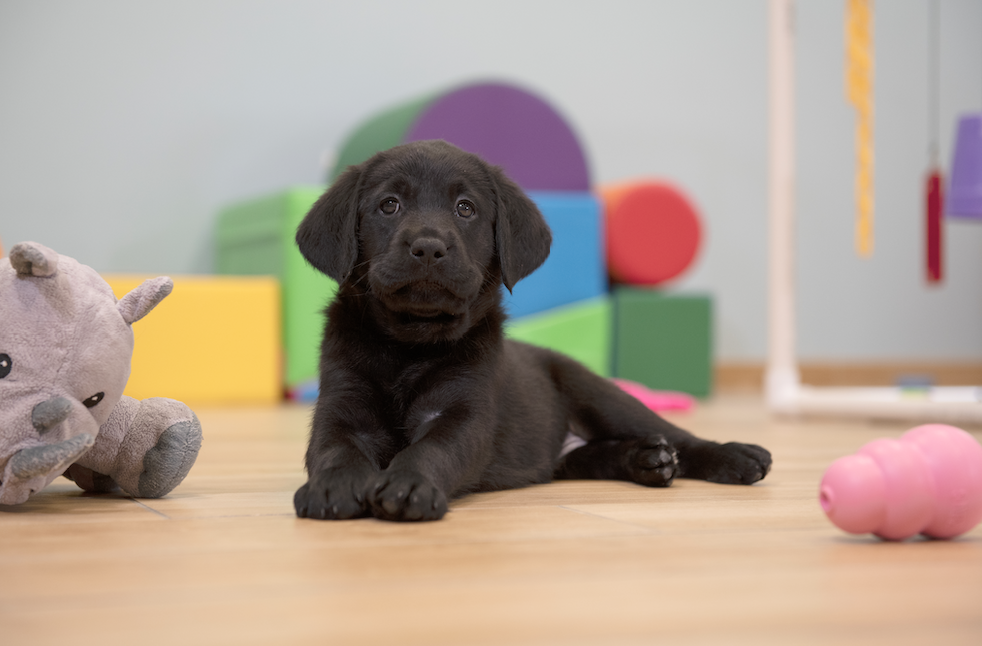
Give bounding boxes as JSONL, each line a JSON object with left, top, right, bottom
{"left": 846, "top": 0, "right": 874, "bottom": 257}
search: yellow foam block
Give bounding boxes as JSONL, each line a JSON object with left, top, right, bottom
{"left": 104, "top": 274, "right": 282, "bottom": 406}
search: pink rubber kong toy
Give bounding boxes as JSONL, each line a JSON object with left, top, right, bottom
{"left": 819, "top": 424, "right": 982, "bottom": 541}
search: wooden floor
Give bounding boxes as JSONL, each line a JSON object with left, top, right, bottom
{"left": 3, "top": 395, "right": 981, "bottom": 646}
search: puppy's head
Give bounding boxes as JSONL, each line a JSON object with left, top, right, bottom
{"left": 297, "top": 140, "right": 552, "bottom": 343}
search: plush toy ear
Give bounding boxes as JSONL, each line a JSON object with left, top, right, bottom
{"left": 9, "top": 241, "right": 59, "bottom": 277}
{"left": 118, "top": 276, "right": 173, "bottom": 325}
{"left": 296, "top": 166, "right": 363, "bottom": 283}
{"left": 492, "top": 169, "right": 552, "bottom": 292}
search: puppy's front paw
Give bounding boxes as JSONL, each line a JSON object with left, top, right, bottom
{"left": 294, "top": 469, "right": 371, "bottom": 520}
{"left": 626, "top": 436, "right": 678, "bottom": 487}
{"left": 684, "top": 442, "right": 772, "bottom": 485}
{"left": 368, "top": 471, "right": 448, "bottom": 522}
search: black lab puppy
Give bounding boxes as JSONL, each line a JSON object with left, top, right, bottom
{"left": 294, "top": 140, "right": 771, "bottom": 521}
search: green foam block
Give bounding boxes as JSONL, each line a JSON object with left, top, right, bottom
{"left": 215, "top": 186, "right": 336, "bottom": 388}
{"left": 612, "top": 287, "right": 713, "bottom": 397}
{"left": 506, "top": 297, "right": 612, "bottom": 377}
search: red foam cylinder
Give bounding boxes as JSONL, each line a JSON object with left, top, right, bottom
{"left": 600, "top": 181, "right": 703, "bottom": 286}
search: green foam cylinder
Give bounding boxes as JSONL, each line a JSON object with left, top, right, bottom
{"left": 215, "top": 187, "right": 337, "bottom": 388}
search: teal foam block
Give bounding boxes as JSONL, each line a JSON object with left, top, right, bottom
{"left": 503, "top": 191, "right": 606, "bottom": 319}
{"left": 506, "top": 297, "right": 612, "bottom": 377}
{"left": 611, "top": 287, "right": 713, "bottom": 397}
{"left": 215, "top": 186, "right": 337, "bottom": 388}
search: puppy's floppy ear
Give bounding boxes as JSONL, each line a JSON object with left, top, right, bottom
{"left": 296, "top": 166, "right": 362, "bottom": 283}
{"left": 492, "top": 169, "right": 552, "bottom": 292}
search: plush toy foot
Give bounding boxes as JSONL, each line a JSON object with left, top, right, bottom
{"left": 136, "top": 415, "right": 202, "bottom": 498}
{"left": 63, "top": 464, "right": 119, "bottom": 493}
{"left": 108, "top": 397, "right": 203, "bottom": 498}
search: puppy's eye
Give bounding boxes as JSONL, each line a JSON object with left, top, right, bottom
{"left": 380, "top": 198, "right": 400, "bottom": 215}
{"left": 0, "top": 353, "right": 10, "bottom": 379}
{"left": 82, "top": 392, "right": 105, "bottom": 408}
{"left": 455, "top": 201, "right": 476, "bottom": 218}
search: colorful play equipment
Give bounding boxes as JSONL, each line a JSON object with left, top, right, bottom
{"left": 329, "top": 81, "right": 590, "bottom": 191}
{"left": 820, "top": 424, "right": 982, "bottom": 540}
{"left": 216, "top": 187, "right": 336, "bottom": 390}
{"left": 765, "top": 0, "right": 982, "bottom": 424}
{"left": 594, "top": 179, "right": 710, "bottom": 396}
{"left": 217, "top": 81, "right": 601, "bottom": 393}
{"left": 104, "top": 274, "right": 282, "bottom": 405}
{"left": 600, "top": 180, "right": 703, "bottom": 287}
{"left": 217, "top": 79, "right": 713, "bottom": 401}
{"left": 612, "top": 288, "right": 713, "bottom": 398}
{"left": 504, "top": 191, "right": 605, "bottom": 319}
{"left": 506, "top": 297, "right": 611, "bottom": 377}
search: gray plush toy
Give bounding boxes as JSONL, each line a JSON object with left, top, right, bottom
{"left": 0, "top": 241, "right": 202, "bottom": 506}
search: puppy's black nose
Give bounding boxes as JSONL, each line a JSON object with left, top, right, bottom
{"left": 410, "top": 237, "right": 448, "bottom": 264}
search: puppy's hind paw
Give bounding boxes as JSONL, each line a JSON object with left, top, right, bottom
{"left": 368, "top": 471, "right": 448, "bottom": 522}
{"left": 683, "top": 442, "right": 772, "bottom": 485}
{"left": 626, "top": 437, "right": 679, "bottom": 487}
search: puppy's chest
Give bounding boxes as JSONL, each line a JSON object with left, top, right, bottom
{"left": 367, "top": 352, "right": 458, "bottom": 425}
{"left": 331, "top": 320, "right": 494, "bottom": 435}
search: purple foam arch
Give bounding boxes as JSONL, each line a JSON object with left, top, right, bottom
{"left": 404, "top": 82, "right": 591, "bottom": 191}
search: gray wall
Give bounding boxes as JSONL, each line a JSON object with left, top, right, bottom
{"left": 1, "top": 0, "right": 979, "bottom": 363}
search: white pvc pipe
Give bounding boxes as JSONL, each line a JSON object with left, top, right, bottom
{"left": 766, "top": 0, "right": 801, "bottom": 413}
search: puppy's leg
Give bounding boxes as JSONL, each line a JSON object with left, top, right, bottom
{"left": 546, "top": 352, "right": 772, "bottom": 485}
{"left": 367, "top": 402, "right": 489, "bottom": 522}
{"left": 366, "top": 442, "right": 453, "bottom": 522}
{"left": 295, "top": 448, "right": 376, "bottom": 520}
{"left": 294, "top": 402, "right": 385, "bottom": 520}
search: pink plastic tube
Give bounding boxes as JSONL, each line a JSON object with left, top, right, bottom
{"left": 819, "top": 424, "right": 982, "bottom": 540}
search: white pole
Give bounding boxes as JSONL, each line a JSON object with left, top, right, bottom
{"left": 766, "top": 0, "right": 801, "bottom": 413}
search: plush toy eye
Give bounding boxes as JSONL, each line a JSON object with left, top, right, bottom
{"left": 82, "top": 392, "right": 105, "bottom": 408}
{"left": 0, "top": 353, "right": 10, "bottom": 379}
{"left": 456, "top": 200, "right": 476, "bottom": 218}
{"left": 380, "top": 198, "right": 400, "bottom": 215}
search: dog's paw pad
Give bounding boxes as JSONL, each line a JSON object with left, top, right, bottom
{"left": 628, "top": 437, "right": 678, "bottom": 487}
{"left": 369, "top": 472, "right": 447, "bottom": 522}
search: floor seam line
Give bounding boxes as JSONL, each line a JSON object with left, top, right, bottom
{"left": 130, "top": 499, "right": 171, "bottom": 519}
